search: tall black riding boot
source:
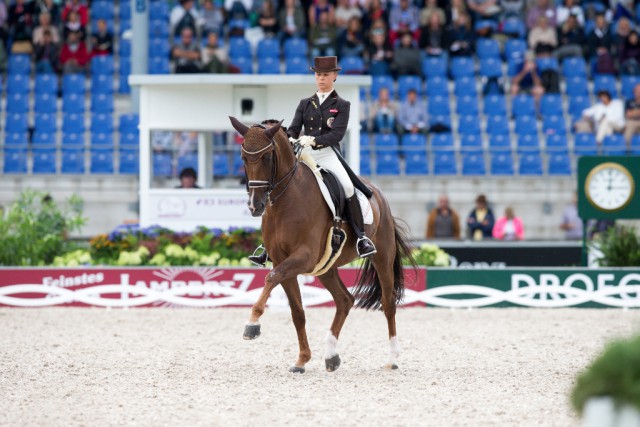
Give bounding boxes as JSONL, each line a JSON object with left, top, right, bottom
{"left": 346, "top": 195, "right": 377, "bottom": 258}
{"left": 248, "top": 245, "right": 270, "bottom": 267}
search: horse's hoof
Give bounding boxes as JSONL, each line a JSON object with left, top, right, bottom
{"left": 325, "top": 354, "right": 341, "bottom": 372}
{"left": 243, "top": 324, "right": 261, "bottom": 340}
{"left": 384, "top": 363, "right": 399, "bottom": 370}
{"left": 289, "top": 366, "right": 305, "bottom": 374}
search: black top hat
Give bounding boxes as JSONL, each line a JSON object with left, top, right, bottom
{"left": 310, "top": 56, "right": 342, "bottom": 72}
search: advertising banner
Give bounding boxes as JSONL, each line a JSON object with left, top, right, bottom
{"left": 0, "top": 267, "right": 426, "bottom": 308}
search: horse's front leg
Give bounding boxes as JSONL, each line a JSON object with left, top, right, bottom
{"left": 243, "top": 278, "right": 278, "bottom": 340}
{"left": 281, "top": 277, "right": 311, "bottom": 373}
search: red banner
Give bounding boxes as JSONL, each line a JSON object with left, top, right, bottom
{"left": 0, "top": 267, "right": 426, "bottom": 308}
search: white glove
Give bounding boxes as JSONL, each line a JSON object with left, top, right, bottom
{"left": 298, "top": 135, "right": 316, "bottom": 148}
{"left": 288, "top": 137, "right": 298, "bottom": 144}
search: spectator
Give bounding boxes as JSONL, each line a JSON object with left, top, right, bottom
{"left": 224, "top": 0, "right": 252, "bottom": 21}
{"left": 575, "top": 90, "right": 625, "bottom": 143}
{"left": 467, "top": 194, "right": 495, "bottom": 241}
{"left": 257, "top": 0, "right": 278, "bottom": 38}
{"left": 556, "top": 0, "right": 584, "bottom": 27}
{"left": 61, "top": 0, "right": 88, "bottom": 27}
{"left": 365, "top": 23, "right": 393, "bottom": 75}
{"left": 201, "top": 32, "right": 230, "bottom": 73}
{"left": 587, "top": 13, "right": 613, "bottom": 64}
{"left": 62, "top": 10, "right": 86, "bottom": 41}
{"left": 447, "top": 13, "right": 473, "bottom": 57}
{"left": 170, "top": 0, "right": 203, "bottom": 39}
{"left": 388, "top": 0, "right": 419, "bottom": 44}
{"left": 176, "top": 131, "right": 198, "bottom": 156}
{"left": 623, "top": 83, "right": 640, "bottom": 145}
{"left": 32, "top": 11, "right": 60, "bottom": 45}
{"left": 368, "top": 87, "right": 398, "bottom": 133}
{"left": 528, "top": 15, "right": 557, "bottom": 56}
{"left": 176, "top": 167, "right": 201, "bottom": 189}
{"left": 362, "top": 0, "right": 388, "bottom": 37}
{"left": 335, "top": 0, "right": 361, "bottom": 32}
{"left": 426, "top": 194, "right": 461, "bottom": 239}
{"left": 392, "top": 31, "right": 421, "bottom": 77}
{"left": 447, "top": 0, "right": 468, "bottom": 24}
{"left": 60, "top": 31, "right": 90, "bottom": 74}
{"left": 90, "top": 18, "right": 113, "bottom": 56}
{"left": 8, "top": 0, "right": 35, "bottom": 44}
{"left": 526, "top": 0, "right": 556, "bottom": 30}
{"left": 418, "top": 11, "right": 448, "bottom": 57}
{"left": 338, "top": 17, "right": 365, "bottom": 59}
{"left": 171, "top": 27, "right": 202, "bottom": 73}
{"left": 151, "top": 130, "right": 175, "bottom": 152}
{"left": 510, "top": 52, "right": 545, "bottom": 102}
{"left": 34, "top": 28, "right": 60, "bottom": 74}
{"left": 614, "top": 16, "right": 633, "bottom": 51}
{"left": 619, "top": 31, "right": 640, "bottom": 75}
{"left": 419, "top": 0, "right": 445, "bottom": 28}
{"left": 33, "top": 0, "right": 60, "bottom": 26}
{"left": 588, "top": 219, "right": 615, "bottom": 239}
{"left": 0, "top": 0, "right": 7, "bottom": 46}
{"left": 492, "top": 207, "right": 524, "bottom": 240}
{"left": 201, "top": 0, "right": 224, "bottom": 37}
{"left": 555, "top": 13, "right": 585, "bottom": 62}
{"left": 501, "top": 0, "right": 526, "bottom": 21}
{"left": 308, "top": 0, "right": 335, "bottom": 28}
{"left": 309, "top": 10, "right": 337, "bottom": 58}
{"left": 560, "top": 193, "right": 582, "bottom": 240}
{"left": 278, "top": 0, "right": 305, "bottom": 42}
{"left": 466, "top": 0, "right": 502, "bottom": 23}
{"left": 397, "top": 88, "right": 427, "bottom": 134}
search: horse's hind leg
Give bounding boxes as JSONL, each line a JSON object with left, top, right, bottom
{"left": 318, "top": 268, "right": 355, "bottom": 372}
{"left": 281, "top": 277, "right": 312, "bottom": 373}
{"left": 373, "top": 256, "right": 400, "bottom": 370}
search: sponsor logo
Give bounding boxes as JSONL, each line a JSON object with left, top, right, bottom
{"left": 512, "top": 273, "right": 640, "bottom": 300}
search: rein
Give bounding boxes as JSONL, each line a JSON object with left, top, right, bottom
{"left": 242, "top": 125, "right": 299, "bottom": 206}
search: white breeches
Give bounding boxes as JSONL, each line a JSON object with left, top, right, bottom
{"left": 304, "top": 146, "right": 355, "bottom": 197}
{"left": 595, "top": 120, "right": 624, "bottom": 143}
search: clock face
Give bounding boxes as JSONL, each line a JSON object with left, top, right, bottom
{"left": 585, "top": 163, "right": 635, "bottom": 212}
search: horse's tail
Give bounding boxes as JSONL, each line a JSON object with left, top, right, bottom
{"left": 353, "top": 218, "right": 418, "bottom": 311}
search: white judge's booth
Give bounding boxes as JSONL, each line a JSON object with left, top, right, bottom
{"left": 129, "top": 74, "right": 371, "bottom": 231}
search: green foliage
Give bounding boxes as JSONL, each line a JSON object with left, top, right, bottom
{"left": 595, "top": 226, "right": 640, "bottom": 267}
{"left": 0, "top": 190, "right": 86, "bottom": 266}
{"left": 571, "top": 335, "right": 640, "bottom": 415}
{"left": 409, "top": 243, "right": 450, "bottom": 266}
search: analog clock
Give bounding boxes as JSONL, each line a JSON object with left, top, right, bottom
{"left": 584, "top": 162, "right": 635, "bottom": 212}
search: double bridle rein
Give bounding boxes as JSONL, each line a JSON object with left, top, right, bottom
{"left": 241, "top": 125, "right": 298, "bottom": 205}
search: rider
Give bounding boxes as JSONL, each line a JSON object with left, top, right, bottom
{"left": 249, "top": 56, "right": 377, "bottom": 266}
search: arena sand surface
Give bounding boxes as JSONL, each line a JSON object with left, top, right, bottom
{"left": 1, "top": 307, "right": 639, "bottom": 427}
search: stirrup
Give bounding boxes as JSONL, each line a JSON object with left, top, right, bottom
{"left": 248, "top": 245, "right": 268, "bottom": 267}
{"left": 356, "top": 236, "right": 377, "bottom": 258}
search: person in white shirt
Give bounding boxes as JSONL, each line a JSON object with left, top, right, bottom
{"left": 577, "top": 90, "right": 625, "bottom": 143}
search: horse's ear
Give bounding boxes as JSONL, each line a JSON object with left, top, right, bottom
{"left": 264, "top": 119, "right": 284, "bottom": 139}
{"left": 229, "top": 116, "right": 250, "bottom": 136}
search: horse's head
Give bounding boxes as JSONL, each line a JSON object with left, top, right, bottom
{"left": 229, "top": 116, "right": 285, "bottom": 217}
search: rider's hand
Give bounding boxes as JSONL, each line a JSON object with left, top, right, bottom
{"left": 299, "top": 135, "right": 316, "bottom": 147}
{"left": 288, "top": 137, "right": 298, "bottom": 144}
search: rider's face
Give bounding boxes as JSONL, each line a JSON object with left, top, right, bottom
{"left": 315, "top": 72, "right": 336, "bottom": 93}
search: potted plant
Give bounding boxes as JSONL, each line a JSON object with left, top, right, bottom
{"left": 571, "top": 335, "right": 640, "bottom": 426}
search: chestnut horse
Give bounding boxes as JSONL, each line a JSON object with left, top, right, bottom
{"left": 230, "top": 117, "right": 416, "bottom": 373}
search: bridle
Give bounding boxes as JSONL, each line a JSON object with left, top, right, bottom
{"left": 241, "top": 124, "right": 298, "bottom": 205}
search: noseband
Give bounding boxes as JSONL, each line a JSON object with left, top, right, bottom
{"left": 241, "top": 124, "right": 298, "bottom": 205}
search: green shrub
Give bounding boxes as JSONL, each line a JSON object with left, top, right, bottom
{"left": 571, "top": 335, "right": 640, "bottom": 415}
{"left": 595, "top": 226, "right": 640, "bottom": 267}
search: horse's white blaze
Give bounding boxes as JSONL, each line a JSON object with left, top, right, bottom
{"left": 387, "top": 336, "right": 400, "bottom": 366}
{"left": 248, "top": 189, "right": 257, "bottom": 212}
{"left": 324, "top": 332, "right": 338, "bottom": 359}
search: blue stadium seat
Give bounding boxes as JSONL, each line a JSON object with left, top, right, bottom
{"left": 119, "top": 132, "right": 138, "bottom": 148}
{"left": 460, "top": 134, "right": 482, "bottom": 150}
{"left": 5, "top": 113, "right": 28, "bottom": 133}
{"left": 631, "top": 135, "right": 640, "bottom": 154}
{"left": 462, "top": 151, "right": 486, "bottom": 175}
{"left": 454, "top": 77, "right": 478, "bottom": 97}
{"left": 502, "top": 17, "right": 526, "bottom": 39}
{"left": 517, "top": 134, "right": 540, "bottom": 152}
{"left": 33, "top": 132, "right": 56, "bottom": 146}
{"left": 519, "top": 151, "right": 543, "bottom": 175}
{"left": 546, "top": 134, "right": 569, "bottom": 151}
{"left": 91, "top": 93, "right": 114, "bottom": 113}
{"left": 511, "top": 95, "right": 535, "bottom": 117}
{"left": 230, "top": 55, "right": 252, "bottom": 74}
{"left": 119, "top": 18, "right": 131, "bottom": 35}
{"left": 359, "top": 149, "right": 371, "bottom": 176}
{"left": 574, "top": 133, "right": 598, "bottom": 155}
{"left": 149, "top": 56, "right": 171, "bottom": 74}
{"left": 565, "top": 76, "right": 589, "bottom": 97}
{"left": 91, "top": 132, "right": 114, "bottom": 148}
{"left": 483, "top": 95, "right": 507, "bottom": 116}
{"left": 515, "top": 115, "right": 537, "bottom": 135}
{"left": 177, "top": 153, "right": 198, "bottom": 173}
{"left": 507, "top": 53, "right": 525, "bottom": 77}
{"left": 119, "top": 149, "right": 139, "bottom": 175}
{"left": 119, "top": 113, "right": 139, "bottom": 134}
{"left": 63, "top": 112, "right": 86, "bottom": 133}
{"left": 6, "top": 93, "right": 29, "bottom": 113}
{"left": 4, "top": 132, "right": 29, "bottom": 148}
{"left": 63, "top": 93, "right": 85, "bottom": 113}
{"left": 622, "top": 75, "right": 640, "bottom": 99}
{"left": 91, "top": 113, "right": 114, "bottom": 134}
{"left": 7, "top": 74, "right": 31, "bottom": 95}
{"left": 213, "top": 153, "right": 230, "bottom": 176}
{"left": 90, "top": 149, "right": 114, "bottom": 173}
{"left": 148, "top": 37, "right": 171, "bottom": 58}
{"left": 257, "top": 56, "right": 280, "bottom": 74}
{"left": 375, "top": 152, "right": 401, "bottom": 175}
{"left": 8, "top": 54, "right": 31, "bottom": 75}
{"left": 422, "top": 56, "right": 448, "bottom": 78}
{"left": 401, "top": 133, "right": 427, "bottom": 154}
{"left": 35, "top": 113, "right": 58, "bottom": 133}
{"left": 428, "top": 95, "right": 450, "bottom": 116}
{"left": 232, "top": 151, "right": 245, "bottom": 177}
{"left": 35, "top": 74, "right": 58, "bottom": 94}
{"left": 62, "top": 132, "right": 85, "bottom": 148}
{"left": 340, "top": 56, "right": 366, "bottom": 75}
{"left": 458, "top": 115, "right": 481, "bottom": 135}
{"left": 118, "top": 74, "right": 131, "bottom": 94}
{"left": 489, "top": 133, "right": 511, "bottom": 150}
{"left": 425, "top": 76, "right": 449, "bottom": 97}
{"left": 398, "top": 75, "right": 423, "bottom": 100}
{"left": 371, "top": 75, "right": 395, "bottom": 100}
{"left": 285, "top": 57, "right": 308, "bottom": 74}
{"left": 476, "top": 38, "right": 500, "bottom": 59}
{"left": 542, "top": 115, "right": 566, "bottom": 135}
{"left": 536, "top": 57, "right": 559, "bottom": 72}
{"left": 149, "top": 19, "right": 169, "bottom": 38}
{"left": 602, "top": 134, "right": 627, "bottom": 155}
{"left": 61, "top": 148, "right": 85, "bottom": 174}
{"left": 504, "top": 39, "right": 527, "bottom": 59}
{"left": 153, "top": 152, "right": 173, "bottom": 176}
{"left": 228, "top": 37, "right": 252, "bottom": 60}
{"left": 490, "top": 151, "right": 514, "bottom": 175}
{"left": 486, "top": 115, "right": 510, "bottom": 136}
{"left": 405, "top": 152, "right": 429, "bottom": 175}
{"left": 91, "top": 1, "right": 115, "bottom": 20}
{"left": 283, "top": 37, "right": 308, "bottom": 59}
{"left": 35, "top": 92, "right": 58, "bottom": 113}
{"left": 593, "top": 74, "right": 618, "bottom": 97}
{"left": 456, "top": 96, "right": 479, "bottom": 116}
{"left": 3, "top": 149, "right": 28, "bottom": 173}
{"left": 149, "top": 1, "right": 169, "bottom": 20}
{"left": 92, "top": 74, "right": 114, "bottom": 94}
{"left": 91, "top": 55, "right": 115, "bottom": 75}
{"left": 569, "top": 96, "right": 591, "bottom": 121}
{"left": 119, "top": 39, "right": 131, "bottom": 58}
{"left": 479, "top": 57, "right": 502, "bottom": 78}
{"left": 431, "top": 133, "right": 454, "bottom": 150}
{"left": 561, "top": 57, "right": 587, "bottom": 77}
{"left": 62, "top": 74, "right": 86, "bottom": 94}
{"left": 32, "top": 147, "right": 57, "bottom": 174}
{"left": 450, "top": 56, "right": 475, "bottom": 78}
{"left": 374, "top": 133, "right": 399, "bottom": 153}
{"left": 430, "top": 115, "right": 451, "bottom": 129}
{"left": 540, "top": 94, "right": 563, "bottom": 116}
{"left": 548, "top": 151, "right": 572, "bottom": 175}
{"left": 433, "top": 150, "right": 457, "bottom": 175}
